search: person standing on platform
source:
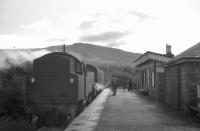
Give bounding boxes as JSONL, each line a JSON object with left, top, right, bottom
{"left": 123, "top": 81, "right": 127, "bottom": 91}
{"left": 110, "top": 77, "right": 117, "bottom": 96}
{"left": 127, "top": 78, "right": 132, "bottom": 91}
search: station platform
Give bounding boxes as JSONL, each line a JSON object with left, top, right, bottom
{"left": 65, "top": 88, "right": 110, "bottom": 131}
{"left": 65, "top": 89, "right": 200, "bottom": 131}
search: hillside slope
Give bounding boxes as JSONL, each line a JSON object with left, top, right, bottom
{"left": 47, "top": 43, "right": 141, "bottom": 66}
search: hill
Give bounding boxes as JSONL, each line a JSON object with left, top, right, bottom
{"left": 47, "top": 43, "right": 141, "bottom": 66}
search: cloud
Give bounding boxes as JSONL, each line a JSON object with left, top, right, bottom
{"left": 93, "top": 13, "right": 103, "bottom": 18}
{"left": 79, "top": 20, "right": 96, "bottom": 29}
{"left": 106, "top": 41, "right": 126, "bottom": 48}
{"left": 80, "top": 31, "right": 129, "bottom": 42}
{"left": 128, "top": 10, "right": 152, "bottom": 21}
{"left": 21, "top": 19, "right": 53, "bottom": 31}
{"left": 111, "top": 19, "right": 121, "bottom": 23}
{"left": 46, "top": 37, "right": 68, "bottom": 43}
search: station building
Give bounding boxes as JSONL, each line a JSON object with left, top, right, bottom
{"left": 133, "top": 45, "right": 173, "bottom": 102}
{"left": 165, "top": 42, "right": 200, "bottom": 112}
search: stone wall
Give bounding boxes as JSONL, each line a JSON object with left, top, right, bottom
{"left": 179, "top": 63, "right": 189, "bottom": 111}
{"left": 166, "top": 61, "right": 200, "bottom": 112}
{"left": 156, "top": 72, "right": 166, "bottom": 103}
{"left": 179, "top": 62, "right": 200, "bottom": 112}
{"left": 165, "top": 65, "right": 179, "bottom": 110}
{"left": 188, "top": 62, "right": 200, "bottom": 106}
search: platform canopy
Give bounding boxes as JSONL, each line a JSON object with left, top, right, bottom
{"left": 132, "top": 51, "right": 172, "bottom": 67}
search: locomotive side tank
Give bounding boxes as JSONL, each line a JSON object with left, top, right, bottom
{"left": 96, "top": 67, "right": 105, "bottom": 93}
{"left": 85, "top": 64, "right": 98, "bottom": 103}
{"left": 97, "top": 67, "right": 105, "bottom": 84}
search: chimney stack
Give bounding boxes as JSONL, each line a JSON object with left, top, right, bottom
{"left": 166, "top": 44, "right": 171, "bottom": 54}
{"left": 165, "top": 44, "right": 174, "bottom": 58}
{"left": 63, "top": 44, "right": 66, "bottom": 53}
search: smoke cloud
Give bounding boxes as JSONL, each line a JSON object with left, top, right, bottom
{"left": 95, "top": 83, "right": 105, "bottom": 91}
{"left": 0, "top": 49, "right": 49, "bottom": 70}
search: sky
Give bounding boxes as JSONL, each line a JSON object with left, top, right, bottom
{"left": 0, "top": 0, "right": 200, "bottom": 55}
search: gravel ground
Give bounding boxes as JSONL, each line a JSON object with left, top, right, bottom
{"left": 95, "top": 89, "right": 200, "bottom": 131}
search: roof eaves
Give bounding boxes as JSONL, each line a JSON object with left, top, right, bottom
{"left": 165, "top": 56, "right": 200, "bottom": 67}
{"left": 132, "top": 51, "right": 148, "bottom": 64}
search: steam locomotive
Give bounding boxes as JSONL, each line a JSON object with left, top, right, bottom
{"left": 26, "top": 52, "right": 105, "bottom": 126}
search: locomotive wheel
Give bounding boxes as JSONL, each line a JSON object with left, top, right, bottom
{"left": 88, "top": 95, "right": 92, "bottom": 103}
{"left": 84, "top": 96, "right": 90, "bottom": 106}
{"left": 83, "top": 96, "right": 87, "bottom": 106}
{"left": 69, "top": 105, "right": 77, "bottom": 121}
{"left": 77, "top": 100, "right": 85, "bottom": 115}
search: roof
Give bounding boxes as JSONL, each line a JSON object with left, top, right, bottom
{"left": 166, "top": 42, "right": 200, "bottom": 66}
{"left": 175, "top": 42, "right": 200, "bottom": 59}
{"left": 34, "top": 52, "right": 84, "bottom": 62}
{"left": 132, "top": 51, "right": 172, "bottom": 66}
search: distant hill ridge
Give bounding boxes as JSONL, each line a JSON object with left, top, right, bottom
{"left": 46, "top": 43, "right": 141, "bottom": 66}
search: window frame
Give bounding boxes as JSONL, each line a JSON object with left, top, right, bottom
{"left": 75, "top": 59, "right": 83, "bottom": 75}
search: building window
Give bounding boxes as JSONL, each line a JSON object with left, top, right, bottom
{"left": 147, "top": 69, "right": 150, "bottom": 86}
{"left": 142, "top": 70, "right": 148, "bottom": 88}
{"left": 151, "top": 71, "right": 154, "bottom": 88}
{"left": 143, "top": 71, "right": 146, "bottom": 86}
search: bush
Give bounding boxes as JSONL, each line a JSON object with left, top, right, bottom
{"left": 0, "top": 62, "right": 32, "bottom": 119}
